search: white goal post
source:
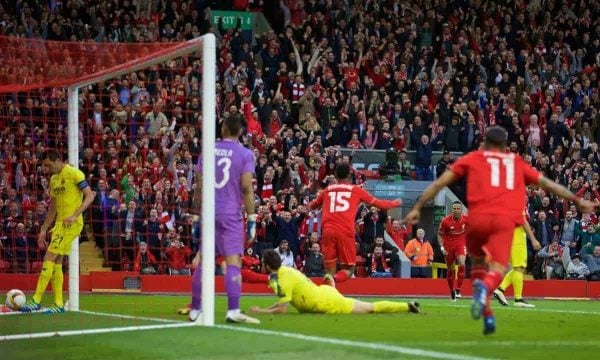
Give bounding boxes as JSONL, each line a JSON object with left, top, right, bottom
{"left": 66, "top": 34, "right": 216, "bottom": 326}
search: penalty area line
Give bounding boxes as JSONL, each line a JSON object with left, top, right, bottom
{"left": 215, "top": 324, "right": 495, "bottom": 360}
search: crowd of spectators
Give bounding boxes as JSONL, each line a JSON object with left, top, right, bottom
{"left": 0, "top": 0, "right": 599, "bottom": 280}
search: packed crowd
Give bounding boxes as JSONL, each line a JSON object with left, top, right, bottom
{"left": 0, "top": 0, "right": 599, "bottom": 279}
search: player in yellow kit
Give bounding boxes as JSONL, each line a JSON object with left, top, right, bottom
{"left": 493, "top": 212, "right": 541, "bottom": 307}
{"left": 248, "top": 249, "right": 420, "bottom": 315}
{"left": 21, "top": 150, "right": 95, "bottom": 314}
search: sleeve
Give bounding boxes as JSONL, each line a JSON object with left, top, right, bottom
{"left": 243, "top": 149, "right": 256, "bottom": 175}
{"left": 519, "top": 157, "right": 543, "bottom": 185}
{"left": 355, "top": 187, "right": 400, "bottom": 210}
{"left": 448, "top": 153, "right": 470, "bottom": 179}
{"left": 309, "top": 190, "right": 324, "bottom": 210}
{"left": 73, "top": 167, "right": 90, "bottom": 190}
{"left": 438, "top": 218, "right": 447, "bottom": 236}
{"left": 273, "top": 273, "right": 293, "bottom": 304}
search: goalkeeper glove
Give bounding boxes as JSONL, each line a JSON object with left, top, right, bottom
{"left": 247, "top": 214, "right": 257, "bottom": 243}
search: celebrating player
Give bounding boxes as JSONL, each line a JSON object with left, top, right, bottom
{"left": 309, "top": 162, "right": 401, "bottom": 286}
{"left": 21, "top": 150, "right": 95, "bottom": 313}
{"left": 438, "top": 201, "right": 468, "bottom": 301}
{"left": 188, "top": 113, "right": 260, "bottom": 324}
{"left": 248, "top": 249, "right": 420, "bottom": 315}
{"left": 493, "top": 211, "right": 541, "bottom": 307}
{"left": 404, "top": 126, "right": 598, "bottom": 335}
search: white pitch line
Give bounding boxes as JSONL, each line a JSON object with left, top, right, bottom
{"left": 419, "top": 340, "right": 600, "bottom": 347}
{"left": 214, "top": 324, "right": 495, "bottom": 360}
{"left": 435, "top": 303, "right": 600, "bottom": 316}
{"left": 0, "top": 309, "right": 45, "bottom": 316}
{"left": 1, "top": 309, "right": 495, "bottom": 360}
{"left": 0, "top": 322, "right": 195, "bottom": 341}
{"left": 78, "top": 310, "right": 180, "bottom": 324}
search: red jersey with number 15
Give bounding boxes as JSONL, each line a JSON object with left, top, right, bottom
{"left": 309, "top": 183, "right": 401, "bottom": 236}
{"left": 439, "top": 214, "right": 468, "bottom": 246}
{"left": 449, "top": 150, "right": 542, "bottom": 224}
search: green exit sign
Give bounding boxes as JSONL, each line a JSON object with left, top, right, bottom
{"left": 212, "top": 11, "right": 254, "bottom": 31}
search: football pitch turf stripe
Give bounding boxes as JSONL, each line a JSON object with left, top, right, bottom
{"left": 435, "top": 303, "right": 600, "bottom": 315}
{"left": 214, "top": 324, "right": 495, "bottom": 360}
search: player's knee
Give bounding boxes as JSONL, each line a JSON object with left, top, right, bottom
{"left": 513, "top": 267, "right": 525, "bottom": 273}
{"left": 44, "top": 251, "right": 58, "bottom": 263}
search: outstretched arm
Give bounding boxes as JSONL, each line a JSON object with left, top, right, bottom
{"left": 538, "top": 176, "right": 598, "bottom": 214}
{"left": 248, "top": 302, "right": 289, "bottom": 314}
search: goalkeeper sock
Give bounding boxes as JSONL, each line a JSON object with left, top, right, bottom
{"left": 51, "top": 263, "right": 64, "bottom": 307}
{"left": 225, "top": 265, "right": 241, "bottom": 311}
{"left": 498, "top": 269, "right": 514, "bottom": 292}
{"left": 512, "top": 270, "right": 524, "bottom": 300}
{"left": 191, "top": 267, "right": 202, "bottom": 310}
{"left": 373, "top": 301, "right": 409, "bottom": 313}
{"left": 33, "top": 261, "right": 56, "bottom": 304}
{"left": 334, "top": 270, "right": 349, "bottom": 283}
{"left": 457, "top": 265, "right": 466, "bottom": 289}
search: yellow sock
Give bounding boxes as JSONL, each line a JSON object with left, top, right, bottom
{"left": 373, "top": 301, "right": 409, "bottom": 313}
{"left": 512, "top": 270, "right": 524, "bottom": 300}
{"left": 498, "top": 269, "right": 514, "bottom": 292}
{"left": 33, "top": 261, "right": 55, "bottom": 304}
{"left": 51, "top": 263, "right": 64, "bottom": 307}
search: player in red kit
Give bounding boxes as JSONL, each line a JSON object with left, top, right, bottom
{"left": 310, "top": 163, "right": 401, "bottom": 286}
{"left": 405, "top": 126, "right": 598, "bottom": 335}
{"left": 438, "top": 201, "right": 468, "bottom": 301}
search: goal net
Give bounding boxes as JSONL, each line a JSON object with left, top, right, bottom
{"left": 0, "top": 33, "right": 216, "bottom": 338}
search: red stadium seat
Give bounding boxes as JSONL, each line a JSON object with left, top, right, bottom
{"left": 30, "top": 261, "right": 43, "bottom": 274}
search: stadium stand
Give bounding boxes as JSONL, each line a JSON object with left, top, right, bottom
{"left": 0, "top": 0, "right": 598, "bottom": 280}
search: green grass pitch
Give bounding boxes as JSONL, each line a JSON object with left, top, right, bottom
{"left": 1, "top": 294, "right": 599, "bottom": 359}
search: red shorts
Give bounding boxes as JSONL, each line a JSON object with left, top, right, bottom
{"left": 444, "top": 243, "right": 467, "bottom": 263}
{"left": 321, "top": 229, "right": 356, "bottom": 266}
{"left": 466, "top": 214, "right": 518, "bottom": 266}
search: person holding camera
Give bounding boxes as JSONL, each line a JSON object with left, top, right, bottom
{"left": 537, "top": 239, "right": 565, "bottom": 279}
{"left": 165, "top": 230, "right": 192, "bottom": 275}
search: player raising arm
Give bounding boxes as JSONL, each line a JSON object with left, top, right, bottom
{"left": 248, "top": 249, "right": 420, "bottom": 315}
{"left": 309, "top": 163, "right": 401, "bottom": 286}
{"left": 404, "top": 126, "right": 598, "bottom": 335}
{"left": 21, "top": 150, "right": 95, "bottom": 314}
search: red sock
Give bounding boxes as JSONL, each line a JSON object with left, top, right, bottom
{"left": 334, "top": 270, "right": 349, "bottom": 283}
{"left": 446, "top": 261, "right": 455, "bottom": 291}
{"left": 482, "top": 271, "right": 503, "bottom": 292}
{"left": 471, "top": 265, "right": 486, "bottom": 281}
{"left": 457, "top": 265, "right": 466, "bottom": 289}
{"left": 241, "top": 269, "right": 269, "bottom": 284}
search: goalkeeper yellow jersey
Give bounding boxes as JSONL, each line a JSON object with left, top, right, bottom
{"left": 49, "top": 164, "right": 87, "bottom": 224}
{"left": 270, "top": 266, "right": 354, "bottom": 314}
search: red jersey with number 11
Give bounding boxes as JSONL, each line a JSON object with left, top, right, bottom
{"left": 309, "top": 183, "right": 401, "bottom": 236}
{"left": 449, "top": 150, "right": 542, "bottom": 223}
